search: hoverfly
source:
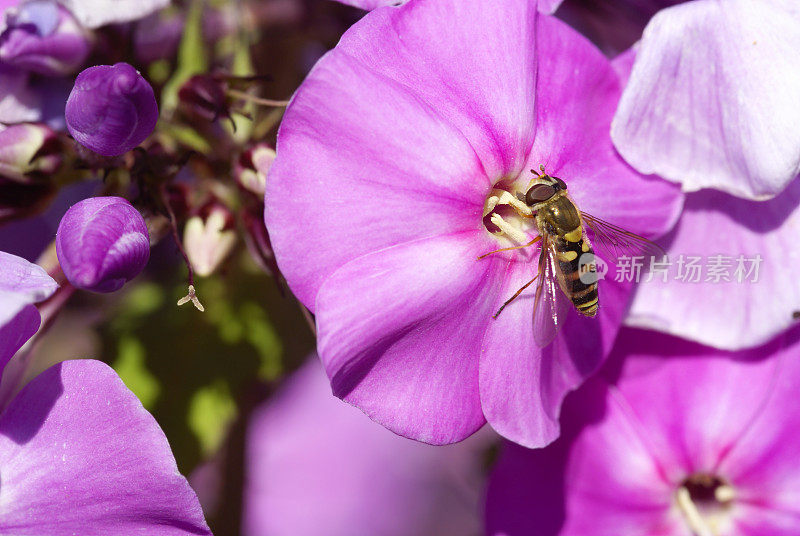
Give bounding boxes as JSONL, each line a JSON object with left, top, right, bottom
{"left": 480, "top": 165, "right": 663, "bottom": 347}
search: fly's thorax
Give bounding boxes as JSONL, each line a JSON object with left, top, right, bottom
{"left": 533, "top": 192, "right": 582, "bottom": 237}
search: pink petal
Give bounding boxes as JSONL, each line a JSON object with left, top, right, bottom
{"left": 602, "top": 329, "right": 786, "bottom": 479}
{"left": 244, "top": 358, "right": 487, "bottom": 536}
{"left": 316, "top": 232, "right": 495, "bottom": 444}
{"left": 479, "top": 260, "right": 631, "bottom": 448}
{"left": 0, "top": 360, "right": 211, "bottom": 535}
{"left": 265, "top": 0, "right": 538, "bottom": 307}
{"left": 717, "top": 328, "right": 800, "bottom": 520}
{"left": 612, "top": 0, "right": 800, "bottom": 200}
{"left": 628, "top": 180, "right": 800, "bottom": 350}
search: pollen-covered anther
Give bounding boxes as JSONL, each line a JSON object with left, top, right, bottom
{"left": 483, "top": 189, "right": 532, "bottom": 218}
{"left": 490, "top": 213, "right": 529, "bottom": 243}
{"left": 675, "top": 474, "right": 735, "bottom": 536}
{"left": 483, "top": 188, "right": 535, "bottom": 245}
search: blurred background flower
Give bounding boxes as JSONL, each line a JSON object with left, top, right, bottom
{"left": 241, "top": 358, "right": 488, "bottom": 536}
{"left": 487, "top": 326, "right": 800, "bottom": 536}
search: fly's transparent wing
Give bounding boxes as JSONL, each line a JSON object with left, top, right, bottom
{"left": 581, "top": 212, "right": 667, "bottom": 267}
{"left": 532, "top": 238, "right": 571, "bottom": 348}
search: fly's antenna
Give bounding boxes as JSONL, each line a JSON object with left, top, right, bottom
{"left": 530, "top": 164, "right": 548, "bottom": 177}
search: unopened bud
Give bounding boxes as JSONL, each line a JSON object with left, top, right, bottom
{"left": 65, "top": 63, "right": 158, "bottom": 156}
{"left": 178, "top": 74, "right": 229, "bottom": 123}
{"left": 56, "top": 196, "right": 150, "bottom": 292}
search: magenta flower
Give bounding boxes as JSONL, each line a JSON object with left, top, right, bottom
{"left": 244, "top": 358, "right": 486, "bottom": 536}
{"left": 265, "top": 0, "right": 682, "bottom": 447}
{"left": 612, "top": 0, "right": 800, "bottom": 199}
{"left": 487, "top": 326, "right": 800, "bottom": 536}
{"left": 0, "top": 0, "right": 91, "bottom": 77}
{"left": 0, "top": 251, "right": 211, "bottom": 535}
{"left": 56, "top": 196, "right": 150, "bottom": 293}
{"left": 65, "top": 62, "right": 158, "bottom": 156}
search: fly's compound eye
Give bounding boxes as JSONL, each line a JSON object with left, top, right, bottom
{"left": 525, "top": 184, "right": 556, "bottom": 205}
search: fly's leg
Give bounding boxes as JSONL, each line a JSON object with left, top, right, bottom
{"left": 478, "top": 235, "right": 541, "bottom": 260}
{"left": 493, "top": 274, "right": 539, "bottom": 319}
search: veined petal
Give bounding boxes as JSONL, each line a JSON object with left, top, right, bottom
{"left": 316, "top": 232, "right": 495, "bottom": 444}
{"left": 627, "top": 179, "right": 800, "bottom": 350}
{"left": 612, "top": 0, "right": 800, "bottom": 200}
{"left": 0, "top": 360, "right": 211, "bottom": 535}
{"left": 717, "top": 328, "right": 800, "bottom": 522}
{"left": 479, "top": 259, "right": 631, "bottom": 448}
{"left": 0, "top": 250, "right": 57, "bottom": 327}
{"left": 266, "top": 0, "right": 538, "bottom": 307}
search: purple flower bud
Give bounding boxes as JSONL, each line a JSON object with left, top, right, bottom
{"left": 0, "top": 0, "right": 91, "bottom": 77}
{"left": 56, "top": 196, "right": 150, "bottom": 293}
{"left": 178, "top": 74, "right": 229, "bottom": 123}
{"left": 65, "top": 63, "right": 158, "bottom": 156}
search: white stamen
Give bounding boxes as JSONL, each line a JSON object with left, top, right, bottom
{"left": 676, "top": 487, "right": 714, "bottom": 536}
{"left": 715, "top": 485, "right": 735, "bottom": 503}
{"left": 485, "top": 189, "right": 533, "bottom": 217}
{"left": 490, "top": 213, "right": 529, "bottom": 243}
{"left": 483, "top": 194, "right": 501, "bottom": 217}
{"left": 177, "top": 284, "right": 205, "bottom": 312}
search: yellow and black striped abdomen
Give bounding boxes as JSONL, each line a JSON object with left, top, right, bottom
{"left": 553, "top": 227, "right": 599, "bottom": 317}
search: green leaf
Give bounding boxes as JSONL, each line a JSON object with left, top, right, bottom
{"left": 187, "top": 380, "right": 237, "bottom": 456}
{"left": 161, "top": 0, "right": 208, "bottom": 114}
{"left": 113, "top": 336, "right": 161, "bottom": 409}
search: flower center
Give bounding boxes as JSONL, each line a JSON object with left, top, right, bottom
{"left": 675, "top": 473, "right": 735, "bottom": 536}
{"left": 482, "top": 179, "right": 537, "bottom": 249}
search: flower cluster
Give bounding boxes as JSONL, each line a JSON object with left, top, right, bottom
{"left": 1, "top": 0, "right": 799, "bottom": 533}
